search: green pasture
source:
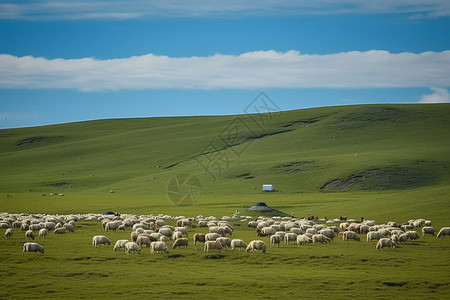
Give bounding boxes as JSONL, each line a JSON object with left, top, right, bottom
{"left": 0, "top": 103, "right": 450, "bottom": 299}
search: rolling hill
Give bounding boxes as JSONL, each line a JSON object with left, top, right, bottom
{"left": 1, "top": 103, "right": 449, "bottom": 222}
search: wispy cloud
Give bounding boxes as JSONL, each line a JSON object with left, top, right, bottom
{"left": 419, "top": 87, "right": 450, "bottom": 103}
{"left": 1, "top": 50, "right": 449, "bottom": 91}
{"left": 0, "top": 0, "right": 449, "bottom": 21}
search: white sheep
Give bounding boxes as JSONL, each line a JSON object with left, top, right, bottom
{"left": 125, "top": 242, "right": 141, "bottom": 254}
{"left": 398, "top": 233, "right": 408, "bottom": 243}
{"left": 113, "top": 239, "right": 129, "bottom": 251}
{"left": 172, "top": 238, "right": 189, "bottom": 249}
{"left": 270, "top": 235, "right": 281, "bottom": 247}
{"left": 136, "top": 235, "right": 151, "bottom": 248}
{"left": 319, "top": 229, "right": 335, "bottom": 241}
{"left": 5, "top": 228, "right": 12, "bottom": 238}
{"left": 231, "top": 239, "right": 247, "bottom": 251}
{"left": 275, "top": 231, "right": 286, "bottom": 239}
{"left": 204, "top": 241, "right": 222, "bottom": 252}
{"left": 343, "top": 231, "right": 360, "bottom": 241}
{"left": 437, "top": 227, "right": 450, "bottom": 238}
{"left": 150, "top": 241, "right": 169, "bottom": 254}
{"left": 406, "top": 231, "right": 420, "bottom": 240}
{"left": 289, "top": 228, "right": 303, "bottom": 235}
{"left": 205, "top": 233, "right": 221, "bottom": 242}
{"left": 367, "top": 231, "right": 385, "bottom": 242}
{"left": 246, "top": 240, "right": 266, "bottom": 253}
{"left": 306, "top": 228, "right": 318, "bottom": 235}
{"left": 38, "top": 228, "right": 48, "bottom": 238}
{"left": 297, "top": 234, "right": 312, "bottom": 245}
{"left": 22, "top": 242, "right": 45, "bottom": 255}
{"left": 158, "top": 227, "right": 173, "bottom": 238}
{"left": 25, "top": 230, "right": 34, "bottom": 240}
{"left": 92, "top": 235, "right": 111, "bottom": 247}
{"left": 284, "top": 233, "right": 298, "bottom": 245}
{"left": 172, "top": 231, "right": 183, "bottom": 241}
{"left": 53, "top": 228, "right": 66, "bottom": 234}
{"left": 312, "top": 234, "right": 331, "bottom": 244}
{"left": 421, "top": 226, "right": 435, "bottom": 236}
{"left": 376, "top": 238, "right": 397, "bottom": 250}
{"left": 175, "top": 226, "right": 188, "bottom": 237}
{"left": 262, "top": 227, "right": 276, "bottom": 236}
{"left": 216, "top": 237, "right": 232, "bottom": 249}
{"left": 193, "top": 233, "right": 206, "bottom": 245}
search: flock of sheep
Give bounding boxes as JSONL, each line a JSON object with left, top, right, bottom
{"left": 2, "top": 212, "right": 449, "bottom": 256}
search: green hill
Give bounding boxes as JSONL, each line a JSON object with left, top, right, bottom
{"left": 1, "top": 104, "right": 449, "bottom": 223}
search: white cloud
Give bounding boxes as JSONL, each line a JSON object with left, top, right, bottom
{"left": 419, "top": 87, "right": 450, "bottom": 103}
{"left": 0, "top": 0, "right": 449, "bottom": 20}
{"left": 0, "top": 50, "right": 449, "bottom": 91}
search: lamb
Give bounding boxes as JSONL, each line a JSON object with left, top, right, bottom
{"left": 297, "top": 234, "right": 312, "bottom": 245}
{"left": 172, "top": 238, "right": 188, "bottom": 249}
{"left": 406, "top": 231, "right": 420, "bottom": 240}
{"left": 437, "top": 227, "right": 450, "bottom": 238}
{"left": 284, "top": 233, "right": 298, "bottom": 245}
{"left": 216, "top": 237, "right": 231, "bottom": 249}
{"left": 343, "top": 231, "right": 360, "bottom": 241}
{"left": 246, "top": 240, "right": 267, "bottom": 253}
{"left": 25, "top": 230, "right": 34, "bottom": 240}
{"left": 312, "top": 234, "right": 331, "bottom": 244}
{"left": 113, "top": 239, "right": 129, "bottom": 251}
{"left": 38, "top": 228, "right": 48, "bottom": 238}
{"left": 92, "top": 235, "right": 111, "bottom": 247}
{"left": 5, "top": 228, "right": 12, "bottom": 238}
{"left": 367, "top": 231, "right": 385, "bottom": 242}
{"left": 125, "top": 242, "right": 141, "bottom": 254}
{"left": 22, "top": 242, "right": 45, "bottom": 255}
{"left": 136, "top": 235, "right": 151, "bottom": 248}
{"left": 205, "top": 233, "right": 221, "bottom": 242}
{"left": 376, "top": 238, "right": 397, "bottom": 250}
{"left": 150, "top": 241, "right": 169, "bottom": 254}
{"left": 231, "top": 239, "right": 247, "bottom": 251}
{"left": 270, "top": 235, "right": 281, "bottom": 247}
{"left": 204, "top": 241, "right": 222, "bottom": 252}
{"left": 421, "top": 226, "right": 435, "bottom": 236}
{"left": 193, "top": 233, "right": 206, "bottom": 245}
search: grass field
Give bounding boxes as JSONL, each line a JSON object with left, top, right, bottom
{"left": 0, "top": 103, "right": 449, "bottom": 299}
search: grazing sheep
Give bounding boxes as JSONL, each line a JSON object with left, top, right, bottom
{"left": 358, "top": 225, "right": 370, "bottom": 234}
{"left": 284, "top": 233, "right": 298, "bottom": 245}
{"left": 172, "top": 238, "right": 189, "bottom": 249}
{"left": 5, "top": 228, "right": 12, "bottom": 238}
{"left": 398, "top": 233, "right": 408, "bottom": 243}
{"left": 231, "top": 239, "right": 247, "bottom": 251}
{"left": 270, "top": 235, "right": 281, "bottom": 247}
{"left": 339, "top": 222, "right": 349, "bottom": 231}
{"left": 53, "top": 228, "right": 66, "bottom": 234}
{"left": 209, "top": 226, "right": 233, "bottom": 236}
{"left": 319, "top": 229, "right": 335, "bottom": 241}
{"left": 25, "top": 230, "right": 34, "bottom": 240}
{"left": 38, "top": 228, "right": 48, "bottom": 238}
{"left": 172, "top": 231, "right": 183, "bottom": 241}
{"left": 150, "top": 241, "right": 169, "bottom": 254}
{"left": 64, "top": 224, "right": 75, "bottom": 233}
{"left": 21, "top": 223, "right": 29, "bottom": 231}
{"left": 406, "top": 231, "right": 420, "bottom": 241}
{"left": 367, "top": 231, "right": 385, "bottom": 242}
{"left": 149, "top": 232, "right": 162, "bottom": 242}
{"left": 246, "top": 240, "right": 267, "bottom": 253}
{"left": 343, "top": 231, "right": 360, "bottom": 242}
{"left": 44, "top": 222, "right": 56, "bottom": 230}
{"left": 275, "top": 231, "right": 286, "bottom": 239}
{"left": 312, "top": 234, "right": 331, "bottom": 244}
{"left": 205, "top": 233, "right": 221, "bottom": 242}
{"left": 113, "top": 240, "right": 129, "bottom": 251}
{"left": 289, "top": 228, "right": 303, "bottom": 235}
{"left": 125, "top": 242, "right": 141, "bottom": 254}
{"left": 391, "top": 234, "right": 399, "bottom": 243}
{"left": 262, "top": 227, "right": 276, "bottom": 236}
{"left": 424, "top": 220, "right": 432, "bottom": 226}
{"left": 92, "top": 235, "right": 111, "bottom": 247}
{"left": 422, "top": 227, "right": 435, "bottom": 236}
{"left": 136, "top": 235, "right": 151, "bottom": 248}
{"left": 376, "top": 238, "right": 397, "bottom": 250}
{"left": 297, "top": 234, "right": 312, "bottom": 245}
{"left": 216, "top": 237, "right": 232, "bottom": 249}
{"left": 175, "top": 227, "right": 188, "bottom": 237}
{"left": 29, "top": 224, "right": 42, "bottom": 231}
{"left": 158, "top": 227, "right": 173, "bottom": 238}
{"left": 105, "top": 222, "right": 118, "bottom": 232}
{"left": 22, "top": 242, "right": 45, "bottom": 255}
{"left": 118, "top": 225, "right": 126, "bottom": 231}
{"left": 204, "top": 241, "right": 222, "bottom": 252}
{"left": 131, "top": 231, "right": 138, "bottom": 242}
{"left": 306, "top": 228, "right": 318, "bottom": 235}
{"left": 193, "top": 233, "right": 206, "bottom": 245}
{"left": 437, "top": 227, "right": 450, "bottom": 238}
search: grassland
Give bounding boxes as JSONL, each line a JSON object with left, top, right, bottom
{"left": 0, "top": 103, "right": 449, "bottom": 299}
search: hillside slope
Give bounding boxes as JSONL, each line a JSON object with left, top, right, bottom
{"left": 1, "top": 104, "right": 449, "bottom": 220}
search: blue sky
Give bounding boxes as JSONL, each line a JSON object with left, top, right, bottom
{"left": 1, "top": 0, "right": 450, "bottom": 129}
